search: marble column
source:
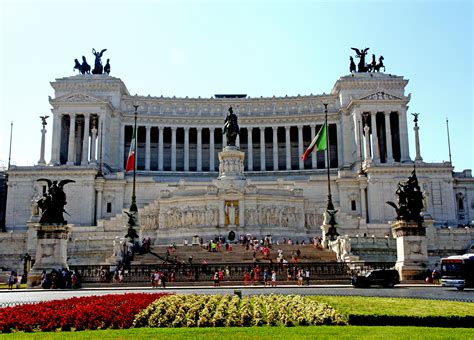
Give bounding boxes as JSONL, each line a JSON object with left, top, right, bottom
{"left": 414, "top": 121, "right": 423, "bottom": 161}
{"left": 145, "top": 125, "right": 151, "bottom": 170}
{"left": 90, "top": 120, "right": 97, "bottom": 165}
{"left": 50, "top": 114, "right": 61, "bottom": 165}
{"left": 285, "top": 126, "right": 291, "bottom": 170}
{"left": 336, "top": 122, "right": 343, "bottom": 167}
{"left": 119, "top": 124, "right": 125, "bottom": 170}
{"left": 171, "top": 127, "right": 177, "bottom": 171}
{"left": 38, "top": 124, "right": 47, "bottom": 165}
{"left": 385, "top": 112, "right": 394, "bottom": 163}
{"left": 399, "top": 110, "right": 410, "bottom": 162}
{"left": 81, "top": 114, "right": 90, "bottom": 165}
{"left": 76, "top": 118, "right": 82, "bottom": 165}
{"left": 184, "top": 127, "right": 190, "bottom": 171}
{"left": 96, "top": 182, "right": 103, "bottom": 222}
{"left": 272, "top": 126, "right": 278, "bottom": 170}
{"left": 247, "top": 127, "right": 253, "bottom": 170}
{"left": 370, "top": 113, "right": 380, "bottom": 163}
{"left": 197, "top": 127, "right": 202, "bottom": 171}
{"left": 158, "top": 127, "right": 164, "bottom": 171}
{"left": 364, "top": 124, "right": 371, "bottom": 162}
{"left": 66, "top": 114, "right": 76, "bottom": 165}
{"left": 260, "top": 127, "right": 266, "bottom": 171}
{"left": 209, "top": 128, "right": 215, "bottom": 171}
{"left": 298, "top": 125, "right": 303, "bottom": 169}
{"left": 310, "top": 124, "right": 316, "bottom": 169}
{"left": 359, "top": 185, "right": 367, "bottom": 224}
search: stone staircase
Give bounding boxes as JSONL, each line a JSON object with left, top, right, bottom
{"left": 132, "top": 244, "right": 337, "bottom": 265}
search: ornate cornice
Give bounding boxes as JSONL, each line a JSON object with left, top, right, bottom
{"left": 51, "top": 75, "right": 130, "bottom": 95}
{"left": 119, "top": 112, "right": 340, "bottom": 127}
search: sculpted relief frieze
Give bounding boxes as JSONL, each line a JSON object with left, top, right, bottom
{"left": 245, "top": 206, "right": 302, "bottom": 228}
{"left": 159, "top": 206, "right": 219, "bottom": 229}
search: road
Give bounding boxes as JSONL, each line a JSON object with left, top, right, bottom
{"left": 0, "top": 284, "right": 472, "bottom": 307}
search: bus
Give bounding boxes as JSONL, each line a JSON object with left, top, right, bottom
{"left": 440, "top": 254, "right": 474, "bottom": 290}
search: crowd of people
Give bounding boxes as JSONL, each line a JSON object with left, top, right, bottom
{"left": 40, "top": 268, "right": 81, "bottom": 289}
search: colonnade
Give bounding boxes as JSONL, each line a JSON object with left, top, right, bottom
{"left": 52, "top": 113, "right": 100, "bottom": 166}
{"left": 121, "top": 123, "right": 339, "bottom": 172}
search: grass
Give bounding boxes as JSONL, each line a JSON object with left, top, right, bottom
{"left": 312, "top": 296, "right": 474, "bottom": 327}
{"left": 0, "top": 284, "right": 27, "bottom": 290}
{"left": 312, "top": 296, "right": 473, "bottom": 317}
{"left": 1, "top": 326, "right": 473, "bottom": 339}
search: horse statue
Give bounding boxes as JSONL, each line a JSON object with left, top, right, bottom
{"left": 223, "top": 106, "right": 240, "bottom": 146}
{"left": 92, "top": 48, "right": 107, "bottom": 75}
{"left": 73, "top": 56, "right": 91, "bottom": 74}
{"left": 349, "top": 56, "right": 356, "bottom": 73}
{"left": 351, "top": 47, "right": 370, "bottom": 72}
{"left": 375, "top": 56, "right": 385, "bottom": 72}
{"left": 104, "top": 59, "right": 111, "bottom": 75}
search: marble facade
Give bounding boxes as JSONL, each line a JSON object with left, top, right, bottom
{"left": 1, "top": 71, "right": 473, "bottom": 270}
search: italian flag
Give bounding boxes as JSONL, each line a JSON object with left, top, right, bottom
{"left": 301, "top": 122, "right": 327, "bottom": 161}
{"left": 125, "top": 127, "right": 136, "bottom": 172}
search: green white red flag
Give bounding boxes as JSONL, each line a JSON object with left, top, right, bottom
{"left": 125, "top": 127, "right": 136, "bottom": 172}
{"left": 301, "top": 122, "right": 327, "bottom": 161}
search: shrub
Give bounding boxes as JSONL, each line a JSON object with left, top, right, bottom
{"left": 134, "top": 294, "right": 347, "bottom": 328}
{"left": 0, "top": 293, "right": 169, "bottom": 333}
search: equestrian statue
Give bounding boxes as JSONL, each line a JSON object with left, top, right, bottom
{"left": 223, "top": 106, "right": 240, "bottom": 147}
{"left": 36, "top": 179, "right": 75, "bottom": 224}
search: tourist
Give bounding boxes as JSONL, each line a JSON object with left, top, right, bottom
{"left": 218, "top": 269, "right": 224, "bottom": 283}
{"left": 305, "top": 269, "right": 310, "bottom": 286}
{"left": 71, "top": 271, "right": 79, "bottom": 289}
{"left": 161, "top": 271, "right": 167, "bottom": 288}
{"left": 7, "top": 272, "right": 16, "bottom": 290}
{"left": 228, "top": 243, "right": 233, "bottom": 252}
{"left": 243, "top": 270, "right": 249, "bottom": 286}
{"left": 118, "top": 269, "right": 124, "bottom": 283}
{"left": 213, "top": 271, "right": 219, "bottom": 287}
{"left": 271, "top": 270, "right": 277, "bottom": 287}
{"left": 297, "top": 269, "right": 304, "bottom": 286}
{"left": 224, "top": 266, "right": 230, "bottom": 281}
{"left": 16, "top": 274, "right": 22, "bottom": 289}
{"left": 263, "top": 268, "right": 269, "bottom": 287}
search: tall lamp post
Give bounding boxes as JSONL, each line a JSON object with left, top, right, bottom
{"left": 129, "top": 105, "right": 139, "bottom": 212}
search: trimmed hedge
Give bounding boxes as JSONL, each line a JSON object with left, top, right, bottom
{"left": 133, "top": 294, "right": 347, "bottom": 328}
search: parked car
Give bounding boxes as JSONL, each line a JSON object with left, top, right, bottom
{"left": 351, "top": 269, "right": 400, "bottom": 288}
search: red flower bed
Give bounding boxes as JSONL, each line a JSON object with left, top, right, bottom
{"left": 0, "top": 293, "right": 169, "bottom": 332}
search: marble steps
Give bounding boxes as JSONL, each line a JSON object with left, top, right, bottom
{"left": 132, "top": 244, "right": 336, "bottom": 265}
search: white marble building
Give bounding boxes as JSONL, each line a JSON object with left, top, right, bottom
{"left": 2, "top": 71, "right": 473, "bottom": 268}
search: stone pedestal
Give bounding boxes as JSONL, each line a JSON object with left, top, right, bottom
{"left": 320, "top": 224, "right": 331, "bottom": 248}
{"left": 27, "top": 223, "right": 71, "bottom": 287}
{"left": 217, "top": 146, "right": 246, "bottom": 183}
{"left": 391, "top": 221, "right": 428, "bottom": 281}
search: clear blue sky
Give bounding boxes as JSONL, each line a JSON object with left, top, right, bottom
{"left": 1, "top": 0, "right": 472, "bottom": 171}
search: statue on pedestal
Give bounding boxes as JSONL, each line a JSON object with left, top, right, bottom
{"left": 36, "top": 179, "right": 75, "bottom": 224}
{"left": 386, "top": 169, "right": 424, "bottom": 226}
{"left": 223, "top": 106, "right": 239, "bottom": 146}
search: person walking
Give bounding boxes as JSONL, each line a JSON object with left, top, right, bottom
{"left": 271, "top": 270, "right": 277, "bottom": 287}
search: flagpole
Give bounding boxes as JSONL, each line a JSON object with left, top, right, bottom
{"left": 323, "top": 104, "right": 334, "bottom": 211}
{"left": 446, "top": 118, "right": 452, "bottom": 165}
{"left": 130, "top": 105, "right": 139, "bottom": 212}
{"left": 8, "top": 122, "right": 13, "bottom": 170}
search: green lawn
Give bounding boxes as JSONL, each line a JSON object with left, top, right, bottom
{"left": 1, "top": 326, "right": 473, "bottom": 339}
{"left": 312, "top": 296, "right": 473, "bottom": 317}
{"left": 312, "top": 296, "right": 474, "bottom": 327}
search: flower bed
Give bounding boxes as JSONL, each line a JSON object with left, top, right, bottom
{"left": 133, "top": 294, "right": 346, "bottom": 328}
{"left": 0, "top": 293, "right": 169, "bottom": 333}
